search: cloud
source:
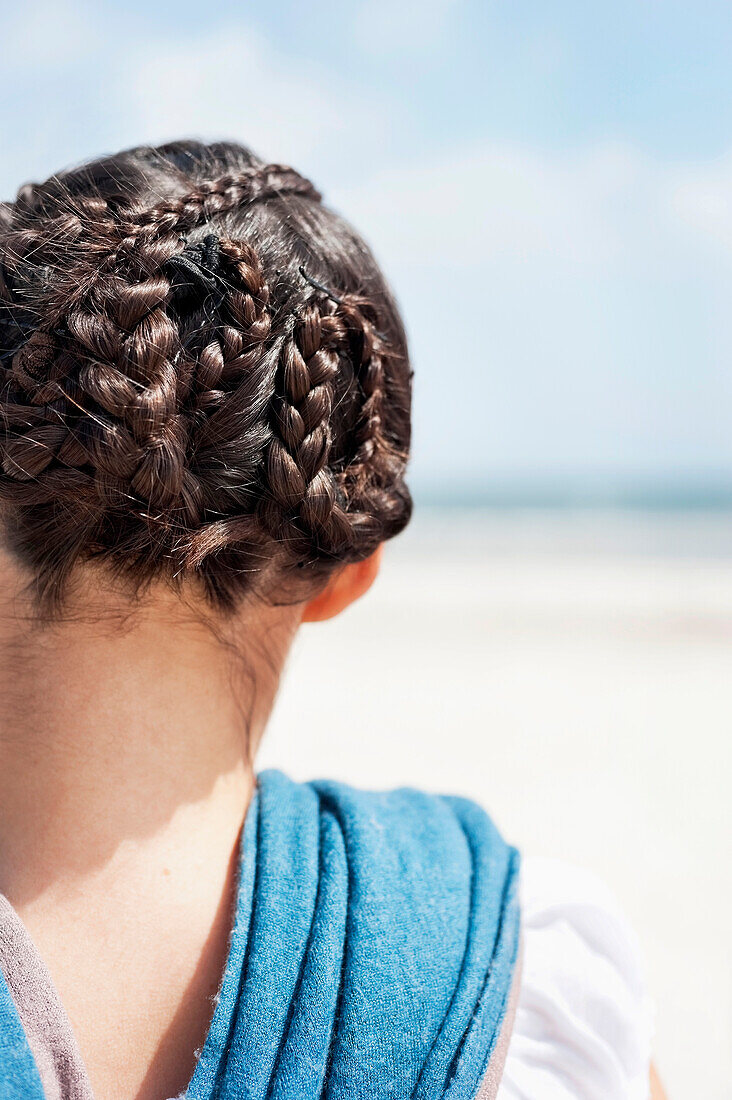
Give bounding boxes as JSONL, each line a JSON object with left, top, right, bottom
{"left": 326, "top": 139, "right": 732, "bottom": 482}
{"left": 667, "top": 154, "right": 732, "bottom": 259}
{"left": 353, "top": 0, "right": 461, "bottom": 55}
{"left": 330, "top": 140, "right": 707, "bottom": 278}
{"left": 0, "top": 14, "right": 391, "bottom": 197}
{"left": 3, "top": 0, "right": 98, "bottom": 68}
{"left": 129, "top": 25, "right": 386, "bottom": 175}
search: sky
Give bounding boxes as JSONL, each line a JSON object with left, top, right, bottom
{"left": 2, "top": 0, "right": 732, "bottom": 499}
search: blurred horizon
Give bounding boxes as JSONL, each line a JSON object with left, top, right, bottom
{"left": 412, "top": 474, "right": 732, "bottom": 509}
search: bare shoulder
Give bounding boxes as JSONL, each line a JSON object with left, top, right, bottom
{"left": 650, "top": 1063, "right": 668, "bottom": 1099}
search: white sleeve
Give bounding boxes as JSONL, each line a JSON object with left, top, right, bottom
{"left": 497, "top": 857, "right": 654, "bottom": 1100}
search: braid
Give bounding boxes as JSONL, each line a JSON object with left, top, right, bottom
{"left": 2, "top": 228, "right": 186, "bottom": 520}
{"left": 339, "top": 300, "right": 389, "bottom": 477}
{"left": 0, "top": 168, "right": 305, "bottom": 512}
{"left": 132, "top": 166, "right": 319, "bottom": 236}
{"left": 260, "top": 304, "right": 354, "bottom": 558}
{"left": 0, "top": 165, "right": 318, "bottom": 326}
{"left": 178, "top": 238, "right": 274, "bottom": 567}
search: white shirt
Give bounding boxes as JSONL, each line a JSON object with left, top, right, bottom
{"left": 497, "top": 857, "right": 654, "bottom": 1100}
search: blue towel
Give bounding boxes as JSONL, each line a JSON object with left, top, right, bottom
{"left": 187, "top": 770, "right": 520, "bottom": 1100}
{"left": 0, "top": 770, "right": 520, "bottom": 1100}
{"left": 0, "top": 977, "right": 45, "bottom": 1100}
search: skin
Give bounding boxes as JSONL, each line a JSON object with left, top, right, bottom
{"left": 0, "top": 544, "right": 666, "bottom": 1100}
{"left": 0, "top": 546, "right": 381, "bottom": 1100}
{"left": 651, "top": 1064, "right": 668, "bottom": 1099}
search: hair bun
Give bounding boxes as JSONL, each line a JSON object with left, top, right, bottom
{"left": 0, "top": 141, "right": 411, "bottom": 615}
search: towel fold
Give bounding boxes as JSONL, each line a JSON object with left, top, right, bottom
{"left": 187, "top": 770, "right": 521, "bottom": 1100}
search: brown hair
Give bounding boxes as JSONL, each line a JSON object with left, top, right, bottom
{"left": 0, "top": 141, "right": 412, "bottom": 615}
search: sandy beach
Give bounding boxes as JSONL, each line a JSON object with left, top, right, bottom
{"left": 261, "top": 507, "right": 732, "bottom": 1100}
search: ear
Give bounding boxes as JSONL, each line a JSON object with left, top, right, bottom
{"left": 302, "top": 546, "right": 383, "bottom": 623}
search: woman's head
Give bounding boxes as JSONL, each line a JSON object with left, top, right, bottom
{"left": 0, "top": 140, "right": 412, "bottom": 618}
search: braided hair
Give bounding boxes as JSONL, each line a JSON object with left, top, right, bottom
{"left": 0, "top": 141, "right": 412, "bottom": 615}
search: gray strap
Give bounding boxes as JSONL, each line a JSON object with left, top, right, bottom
{"left": 0, "top": 894, "right": 94, "bottom": 1100}
{"left": 474, "top": 934, "right": 524, "bottom": 1100}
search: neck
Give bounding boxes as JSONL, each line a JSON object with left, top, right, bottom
{"left": 0, "top": 556, "right": 300, "bottom": 909}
